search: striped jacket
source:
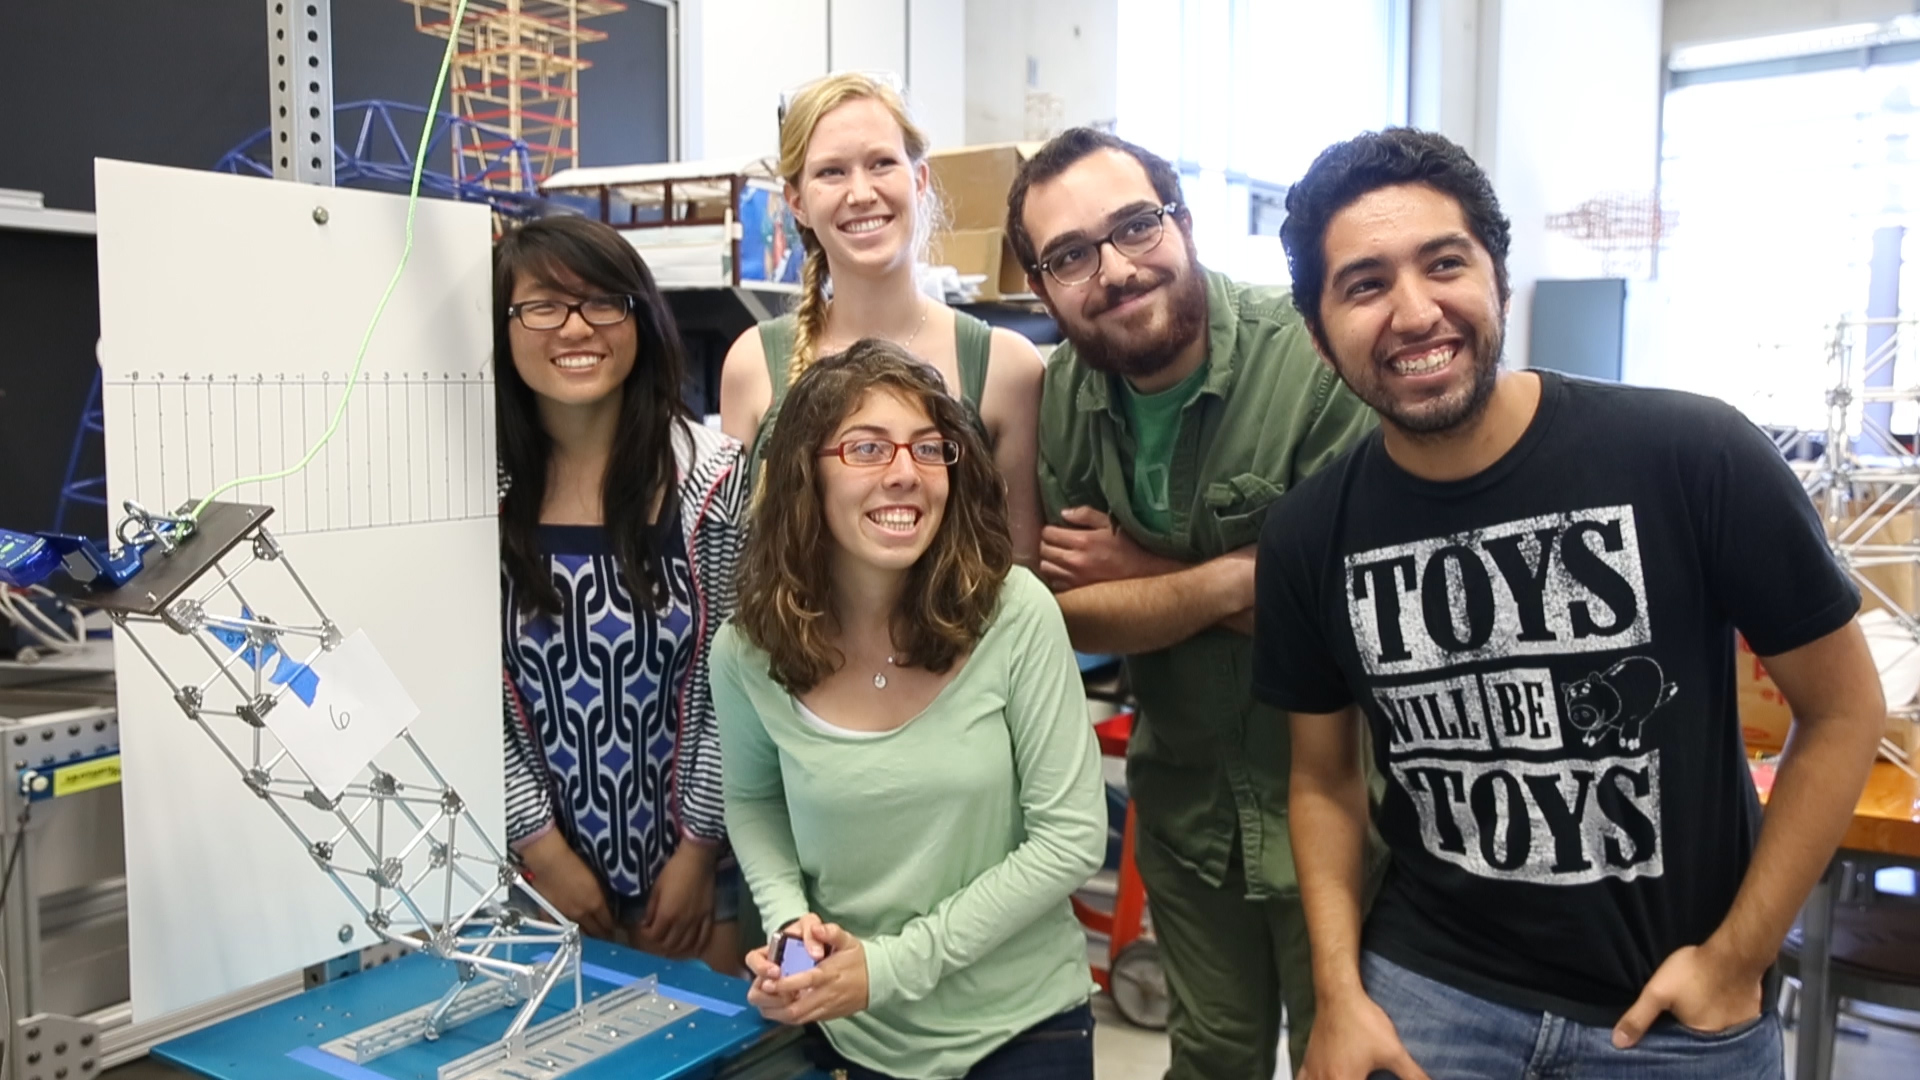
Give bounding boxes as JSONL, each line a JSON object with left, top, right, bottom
{"left": 501, "top": 418, "right": 748, "bottom": 851}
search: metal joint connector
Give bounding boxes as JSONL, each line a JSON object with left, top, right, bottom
{"left": 165, "top": 598, "right": 206, "bottom": 633}
{"left": 244, "top": 769, "right": 272, "bottom": 797}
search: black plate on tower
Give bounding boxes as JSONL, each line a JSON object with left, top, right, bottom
{"left": 84, "top": 503, "right": 276, "bottom": 617}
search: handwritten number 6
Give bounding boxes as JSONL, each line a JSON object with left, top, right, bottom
{"left": 329, "top": 705, "right": 351, "bottom": 731}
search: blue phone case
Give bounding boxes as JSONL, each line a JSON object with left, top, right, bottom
{"left": 775, "top": 934, "right": 817, "bottom": 977}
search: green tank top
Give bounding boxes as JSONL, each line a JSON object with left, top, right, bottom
{"left": 748, "top": 310, "right": 995, "bottom": 481}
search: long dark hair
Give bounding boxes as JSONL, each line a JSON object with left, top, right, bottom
{"left": 735, "top": 339, "right": 1012, "bottom": 693}
{"left": 494, "top": 215, "right": 691, "bottom": 615}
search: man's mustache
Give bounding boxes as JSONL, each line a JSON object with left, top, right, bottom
{"left": 1091, "top": 272, "right": 1167, "bottom": 316}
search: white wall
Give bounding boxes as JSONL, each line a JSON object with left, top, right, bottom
{"left": 678, "top": 0, "right": 966, "bottom": 162}
{"left": 685, "top": 0, "right": 826, "bottom": 161}
{"left": 965, "top": 0, "right": 1119, "bottom": 143}
{"left": 1408, "top": 0, "right": 1499, "bottom": 161}
{"left": 1410, "top": 0, "right": 1661, "bottom": 371}
{"left": 1665, "top": 0, "right": 1917, "bottom": 49}
{"left": 1493, "top": 0, "right": 1663, "bottom": 370}
{"left": 832, "top": 0, "right": 908, "bottom": 76}
{"left": 907, "top": 0, "right": 967, "bottom": 152}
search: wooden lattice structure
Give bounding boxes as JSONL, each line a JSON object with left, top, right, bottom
{"left": 402, "top": 0, "right": 625, "bottom": 191}
{"left": 1546, "top": 191, "right": 1679, "bottom": 280}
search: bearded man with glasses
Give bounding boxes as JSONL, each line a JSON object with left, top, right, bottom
{"left": 1009, "top": 128, "right": 1380, "bottom": 1079}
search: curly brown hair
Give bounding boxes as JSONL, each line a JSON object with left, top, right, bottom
{"left": 735, "top": 339, "right": 1013, "bottom": 693}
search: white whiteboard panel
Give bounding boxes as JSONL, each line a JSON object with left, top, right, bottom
{"left": 94, "top": 160, "right": 502, "bottom": 1021}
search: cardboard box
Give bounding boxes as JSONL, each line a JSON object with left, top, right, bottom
{"left": 927, "top": 142, "right": 1042, "bottom": 232}
{"left": 930, "top": 227, "right": 1030, "bottom": 301}
{"left": 1737, "top": 633, "right": 1920, "bottom": 758}
{"left": 1736, "top": 633, "right": 1794, "bottom": 754}
{"left": 1730, "top": 500, "right": 1913, "bottom": 754}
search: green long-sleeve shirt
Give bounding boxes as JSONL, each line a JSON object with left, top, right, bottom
{"left": 711, "top": 568, "right": 1105, "bottom": 1079}
{"left": 1038, "top": 269, "right": 1379, "bottom": 899}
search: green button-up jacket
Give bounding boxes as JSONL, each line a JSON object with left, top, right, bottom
{"left": 1038, "top": 270, "right": 1377, "bottom": 897}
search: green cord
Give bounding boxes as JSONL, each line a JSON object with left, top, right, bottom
{"left": 189, "top": 0, "right": 474, "bottom": 521}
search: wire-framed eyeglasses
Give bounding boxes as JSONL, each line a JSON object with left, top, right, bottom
{"left": 1032, "top": 203, "right": 1182, "bottom": 288}
{"left": 818, "top": 438, "right": 962, "bottom": 468}
{"left": 506, "top": 294, "right": 636, "bottom": 331}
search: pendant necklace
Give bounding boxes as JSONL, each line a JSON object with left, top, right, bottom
{"left": 898, "top": 300, "right": 930, "bottom": 349}
{"left": 874, "top": 655, "right": 896, "bottom": 690}
{"left": 828, "top": 298, "right": 930, "bottom": 356}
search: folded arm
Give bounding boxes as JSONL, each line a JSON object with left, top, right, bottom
{"left": 1040, "top": 506, "right": 1256, "bottom": 654}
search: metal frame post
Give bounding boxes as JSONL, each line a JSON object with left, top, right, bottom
{"left": 268, "top": 0, "right": 337, "bottom": 185}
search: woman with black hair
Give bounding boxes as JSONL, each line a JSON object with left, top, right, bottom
{"left": 495, "top": 215, "right": 747, "bottom": 971}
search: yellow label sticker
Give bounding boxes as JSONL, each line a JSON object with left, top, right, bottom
{"left": 52, "top": 755, "right": 121, "bottom": 798}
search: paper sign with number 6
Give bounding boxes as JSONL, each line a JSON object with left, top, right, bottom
{"left": 261, "top": 629, "right": 421, "bottom": 799}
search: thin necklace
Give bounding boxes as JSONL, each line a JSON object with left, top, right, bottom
{"left": 874, "top": 654, "right": 896, "bottom": 690}
{"left": 828, "top": 298, "right": 929, "bottom": 355}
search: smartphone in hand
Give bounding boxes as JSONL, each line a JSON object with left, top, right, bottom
{"left": 769, "top": 931, "right": 818, "bottom": 978}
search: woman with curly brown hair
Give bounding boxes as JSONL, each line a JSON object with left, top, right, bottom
{"left": 709, "top": 339, "right": 1105, "bottom": 1080}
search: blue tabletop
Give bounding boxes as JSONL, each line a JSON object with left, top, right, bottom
{"left": 154, "top": 939, "right": 779, "bottom": 1080}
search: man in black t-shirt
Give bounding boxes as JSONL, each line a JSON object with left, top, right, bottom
{"left": 1253, "top": 127, "right": 1888, "bottom": 1080}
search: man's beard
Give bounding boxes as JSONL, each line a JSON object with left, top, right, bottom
{"left": 1063, "top": 258, "right": 1209, "bottom": 382}
{"left": 1345, "top": 324, "right": 1504, "bottom": 438}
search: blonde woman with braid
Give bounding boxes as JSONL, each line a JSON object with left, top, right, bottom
{"left": 720, "top": 72, "right": 1044, "bottom": 566}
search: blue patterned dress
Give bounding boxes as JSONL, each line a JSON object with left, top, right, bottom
{"left": 503, "top": 509, "right": 696, "bottom": 903}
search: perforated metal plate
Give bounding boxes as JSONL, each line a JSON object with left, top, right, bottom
{"left": 321, "top": 980, "right": 521, "bottom": 1063}
{"left": 439, "top": 978, "right": 699, "bottom": 1080}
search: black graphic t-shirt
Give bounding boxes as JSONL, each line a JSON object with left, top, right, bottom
{"left": 1252, "top": 371, "right": 1860, "bottom": 1026}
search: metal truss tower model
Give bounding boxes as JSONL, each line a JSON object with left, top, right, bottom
{"left": 402, "top": 0, "right": 626, "bottom": 191}
{"left": 1789, "top": 315, "right": 1920, "bottom": 776}
{"left": 85, "top": 501, "right": 627, "bottom": 1076}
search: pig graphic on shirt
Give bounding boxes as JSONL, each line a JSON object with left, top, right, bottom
{"left": 1561, "top": 656, "right": 1678, "bottom": 752}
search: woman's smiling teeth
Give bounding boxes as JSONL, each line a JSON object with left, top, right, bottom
{"left": 841, "top": 217, "right": 889, "bottom": 234}
{"left": 867, "top": 507, "right": 920, "bottom": 532}
{"left": 552, "top": 353, "right": 602, "bottom": 370}
{"left": 1390, "top": 344, "right": 1456, "bottom": 376}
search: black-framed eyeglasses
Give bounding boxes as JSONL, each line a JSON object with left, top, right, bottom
{"left": 507, "top": 294, "right": 636, "bottom": 331}
{"left": 818, "top": 438, "right": 962, "bottom": 468}
{"left": 1032, "top": 203, "right": 1181, "bottom": 288}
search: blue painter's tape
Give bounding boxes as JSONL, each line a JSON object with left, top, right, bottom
{"left": 654, "top": 985, "right": 744, "bottom": 1018}
{"left": 578, "top": 960, "right": 638, "bottom": 988}
{"left": 287, "top": 1045, "right": 393, "bottom": 1080}
{"left": 531, "top": 952, "right": 745, "bottom": 1018}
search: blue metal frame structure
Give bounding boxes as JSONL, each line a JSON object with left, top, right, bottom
{"left": 52, "top": 368, "right": 106, "bottom": 533}
{"left": 217, "top": 100, "right": 547, "bottom": 219}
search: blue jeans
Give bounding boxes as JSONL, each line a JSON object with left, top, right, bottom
{"left": 811, "top": 1003, "right": 1094, "bottom": 1080}
{"left": 1362, "top": 952, "right": 1783, "bottom": 1079}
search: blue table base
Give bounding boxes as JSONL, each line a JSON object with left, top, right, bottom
{"left": 155, "top": 940, "right": 801, "bottom": 1080}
